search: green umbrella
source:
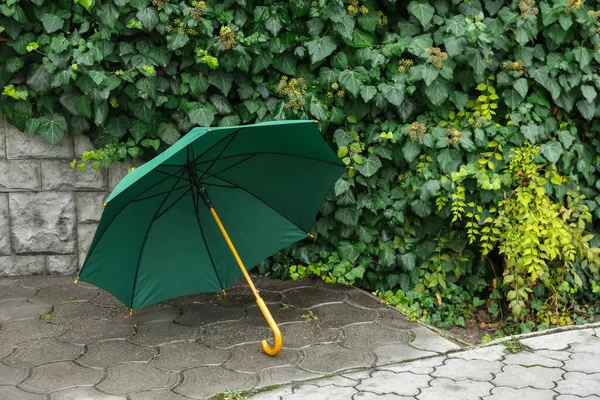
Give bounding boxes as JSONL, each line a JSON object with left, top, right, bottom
{"left": 75, "top": 120, "right": 345, "bottom": 355}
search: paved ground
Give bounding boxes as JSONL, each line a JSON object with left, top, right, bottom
{"left": 0, "top": 275, "right": 460, "bottom": 399}
{"left": 249, "top": 327, "right": 600, "bottom": 400}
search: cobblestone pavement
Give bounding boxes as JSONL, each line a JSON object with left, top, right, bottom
{"left": 0, "top": 275, "right": 460, "bottom": 399}
{"left": 249, "top": 327, "right": 600, "bottom": 400}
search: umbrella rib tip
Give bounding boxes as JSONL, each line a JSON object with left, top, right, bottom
{"left": 313, "top": 120, "right": 319, "bottom": 124}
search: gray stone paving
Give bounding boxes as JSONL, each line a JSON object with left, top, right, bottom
{"left": 249, "top": 327, "right": 600, "bottom": 400}
{"left": 0, "top": 275, "right": 459, "bottom": 399}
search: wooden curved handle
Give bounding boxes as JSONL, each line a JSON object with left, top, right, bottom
{"left": 257, "top": 297, "right": 282, "bottom": 356}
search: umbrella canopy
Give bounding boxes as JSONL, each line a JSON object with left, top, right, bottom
{"left": 76, "top": 120, "right": 345, "bottom": 354}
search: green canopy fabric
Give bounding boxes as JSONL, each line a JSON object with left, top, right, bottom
{"left": 77, "top": 120, "right": 345, "bottom": 311}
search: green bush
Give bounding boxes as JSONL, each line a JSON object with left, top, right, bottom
{"left": 2, "top": 0, "right": 600, "bottom": 330}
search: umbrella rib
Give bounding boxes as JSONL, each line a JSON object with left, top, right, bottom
{"left": 196, "top": 168, "right": 308, "bottom": 234}
{"left": 206, "top": 154, "right": 256, "bottom": 177}
{"left": 129, "top": 171, "right": 187, "bottom": 310}
{"left": 196, "top": 151, "right": 344, "bottom": 168}
{"left": 131, "top": 185, "right": 189, "bottom": 203}
{"left": 191, "top": 187, "right": 225, "bottom": 291}
{"left": 152, "top": 187, "right": 193, "bottom": 222}
{"left": 199, "top": 129, "right": 240, "bottom": 181}
{"left": 193, "top": 128, "right": 243, "bottom": 164}
{"left": 153, "top": 169, "right": 190, "bottom": 181}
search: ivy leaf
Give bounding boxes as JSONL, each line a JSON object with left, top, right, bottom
{"left": 503, "top": 89, "right": 523, "bottom": 109}
{"left": 208, "top": 70, "right": 233, "bottom": 96}
{"left": 189, "top": 103, "right": 216, "bottom": 126}
{"left": 166, "top": 31, "right": 189, "bottom": 50}
{"left": 540, "top": 141, "right": 563, "bottom": 164}
{"left": 40, "top": 13, "right": 64, "bottom": 33}
{"left": 422, "top": 65, "right": 440, "bottom": 86}
{"left": 410, "top": 199, "right": 432, "bottom": 218}
{"left": 437, "top": 148, "right": 460, "bottom": 173}
{"left": 444, "top": 36, "right": 466, "bottom": 57}
{"left": 339, "top": 67, "right": 369, "bottom": 97}
{"left": 573, "top": 47, "right": 591, "bottom": 68}
{"left": 558, "top": 130, "right": 575, "bottom": 149}
{"left": 408, "top": 34, "right": 433, "bottom": 56}
{"left": 338, "top": 241, "right": 366, "bottom": 263}
{"left": 273, "top": 54, "right": 297, "bottom": 76}
{"left": 136, "top": 77, "right": 157, "bottom": 100}
{"left": 360, "top": 86, "right": 377, "bottom": 102}
{"left": 355, "top": 156, "right": 382, "bottom": 177}
{"left": 334, "top": 178, "right": 352, "bottom": 196}
{"left": 264, "top": 15, "right": 282, "bottom": 35}
{"left": 402, "top": 140, "right": 421, "bottom": 163}
{"left": 333, "top": 14, "right": 355, "bottom": 40}
{"left": 105, "top": 116, "right": 129, "bottom": 138}
{"left": 37, "top": 114, "right": 67, "bottom": 145}
{"left": 425, "top": 79, "right": 450, "bottom": 106}
{"left": 158, "top": 123, "right": 180, "bottom": 145}
{"left": 521, "top": 123, "right": 539, "bottom": 144}
{"left": 449, "top": 91, "right": 468, "bottom": 110}
{"left": 358, "top": 10, "right": 378, "bottom": 32}
{"left": 218, "top": 115, "right": 241, "bottom": 127}
{"left": 27, "top": 64, "right": 53, "bottom": 94}
{"left": 136, "top": 8, "right": 159, "bottom": 31}
{"left": 252, "top": 52, "right": 274, "bottom": 74}
{"left": 580, "top": 85, "right": 597, "bottom": 103}
{"left": 408, "top": 0, "right": 435, "bottom": 26}
{"left": 513, "top": 78, "right": 529, "bottom": 98}
{"left": 305, "top": 36, "right": 337, "bottom": 64}
{"left": 334, "top": 129, "right": 355, "bottom": 147}
{"left": 335, "top": 207, "right": 360, "bottom": 226}
{"left": 400, "top": 253, "right": 416, "bottom": 271}
{"left": 381, "top": 83, "right": 405, "bottom": 106}
{"left": 576, "top": 99, "right": 595, "bottom": 121}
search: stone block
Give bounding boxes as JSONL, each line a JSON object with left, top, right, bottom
{"left": 41, "top": 160, "right": 107, "bottom": 191}
{"left": 0, "top": 194, "right": 9, "bottom": 255}
{"left": 47, "top": 255, "right": 79, "bottom": 275}
{"left": 0, "top": 117, "right": 5, "bottom": 159}
{"left": 78, "top": 223, "right": 97, "bottom": 268}
{"left": 108, "top": 158, "right": 140, "bottom": 191}
{"left": 5, "top": 122, "right": 73, "bottom": 159}
{"left": 0, "top": 159, "right": 41, "bottom": 191}
{"left": 73, "top": 134, "right": 95, "bottom": 155}
{"left": 76, "top": 192, "right": 108, "bottom": 223}
{"left": 0, "top": 255, "right": 46, "bottom": 276}
{"left": 9, "top": 192, "right": 76, "bottom": 254}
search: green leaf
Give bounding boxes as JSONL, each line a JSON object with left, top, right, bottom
{"left": 37, "top": 114, "right": 67, "bottom": 145}
{"left": 381, "top": 83, "right": 405, "bottom": 106}
{"left": 265, "top": 15, "right": 282, "bottom": 35}
{"left": 402, "top": 141, "right": 421, "bottom": 163}
{"left": 334, "top": 178, "right": 352, "bottom": 196}
{"left": 540, "top": 141, "right": 563, "bottom": 164}
{"left": 503, "top": 89, "right": 523, "bottom": 109}
{"left": 189, "top": 103, "right": 216, "bottom": 126}
{"left": 358, "top": 10, "right": 378, "bottom": 32}
{"left": 208, "top": 70, "right": 233, "bottom": 96}
{"left": 136, "top": 8, "right": 159, "bottom": 31}
{"left": 443, "top": 36, "right": 466, "bottom": 57}
{"left": 408, "top": 0, "right": 435, "bottom": 26}
{"left": 437, "top": 148, "right": 460, "bottom": 173}
{"left": 166, "top": 32, "right": 189, "bottom": 50}
{"left": 335, "top": 207, "right": 360, "bottom": 226}
{"left": 573, "top": 47, "right": 591, "bottom": 68}
{"left": 333, "top": 14, "right": 355, "bottom": 40}
{"left": 136, "top": 77, "right": 157, "bottom": 100}
{"left": 218, "top": 115, "right": 241, "bottom": 127}
{"left": 305, "top": 36, "right": 337, "bottom": 64}
{"left": 449, "top": 91, "right": 468, "bottom": 110}
{"left": 521, "top": 123, "right": 539, "bottom": 144}
{"left": 158, "top": 123, "right": 180, "bottom": 145}
{"left": 400, "top": 253, "right": 416, "bottom": 271}
{"left": 338, "top": 241, "right": 366, "bottom": 263}
{"left": 339, "top": 67, "right": 369, "bottom": 97}
{"left": 576, "top": 99, "right": 595, "bottom": 121}
{"left": 40, "top": 13, "right": 64, "bottom": 33}
{"left": 355, "top": 156, "right": 382, "bottom": 177}
{"left": 75, "top": 0, "right": 95, "bottom": 11}
{"left": 334, "top": 129, "right": 354, "bottom": 147}
{"left": 422, "top": 65, "right": 440, "bottom": 86}
{"left": 513, "top": 78, "right": 528, "bottom": 98}
{"left": 425, "top": 79, "right": 449, "bottom": 106}
{"left": 408, "top": 34, "right": 432, "bottom": 56}
{"left": 104, "top": 116, "right": 129, "bottom": 138}
{"left": 27, "top": 64, "right": 53, "bottom": 94}
{"left": 558, "top": 130, "right": 575, "bottom": 149}
{"left": 411, "top": 199, "right": 432, "bottom": 217}
{"left": 252, "top": 52, "right": 274, "bottom": 74}
{"left": 581, "top": 85, "right": 597, "bottom": 103}
{"left": 273, "top": 54, "right": 297, "bottom": 76}
{"left": 360, "top": 86, "right": 377, "bottom": 102}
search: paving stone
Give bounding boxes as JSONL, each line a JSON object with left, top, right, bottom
{"left": 0, "top": 319, "right": 66, "bottom": 346}
{"left": 76, "top": 192, "right": 108, "bottom": 223}
{"left": 129, "top": 390, "right": 189, "bottom": 400}
{"left": 373, "top": 344, "right": 437, "bottom": 365}
{"left": 111, "top": 305, "right": 181, "bottom": 325}
{"left": 30, "top": 282, "right": 97, "bottom": 305}
{"left": 0, "top": 386, "right": 46, "bottom": 400}
{"left": 78, "top": 339, "right": 157, "bottom": 368}
{"left": 151, "top": 341, "right": 229, "bottom": 370}
{"left": 492, "top": 364, "right": 564, "bottom": 390}
{"left": 201, "top": 320, "right": 271, "bottom": 348}
{"left": 41, "top": 160, "right": 107, "bottom": 190}
{"left": 0, "top": 362, "right": 28, "bottom": 385}
{"left": 249, "top": 386, "right": 294, "bottom": 399}
{"left": 300, "top": 343, "right": 375, "bottom": 373}
{"left": 282, "top": 287, "right": 346, "bottom": 309}
{"left": 97, "top": 364, "right": 179, "bottom": 395}
{"left": 353, "top": 393, "right": 416, "bottom": 400}
{"left": 0, "top": 255, "right": 47, "bottom": 276}
{"left": 554, "top": 372, "right": 600, "bottom": 397}
{"left": 503, "top": 351, "right": 564, "bottom": 367}
{"left": 60, "top": 319, "right": 134, "bottom": 344}
{"left": 5, "top": 123, "right": 73, "bottom": 159}
{"left": 245, "top": 304, "right": 306, "bottom": 326}
{"left": 256, "top": 365, "right": 321, "bottom": 388}
{"left": 0, "top": 279, "right": 37, "bottom": 301}
{"left": 281, "top": 384, "right": 357, "bottom": 400}
{"left": 567, "top": 336, "right": 600, "bottom": 355}
{"left": 226, "top": 342, "right": 300, "bottom": 372}
{"left": 20, "top": 361, "right": 104, "bottom": 393}
{"left": 448, "top": 345, "right": 506, "bottom": 361}
{"left": 9, "top": 192, "right": 76, "bottom": 254}
{"left": 90, "top": 290, "right": 123, "bottom": 309}
{"left": 563, "top": 352, "right": 600, "bottom": 373}
{"left": 0, "top": 342, "right": 14, "bottom": 359}
{"left": 47, "top": 255, "right": 79, "bottom": 275}
{"left": 483, "top": 386, "right": 556, "bottom": 400}
{"left": 4, "top": 338, "right": 83, "bottom": 367}
{"left": 175, "top": 366, "right": 257, "bottom": 399}
{"left": 310, "top": 375, "right": 358, "bottom": 387}
{"left": 219, "top": 287, "right": 282, "bottom": 308}
{"left": 377, "top": 308, "right": 420, "bottom": 330}
{"left": 535, "top": 349, "right": 572, "bottom": 361}
{"left": 279, "top": 321, "right": 340, "bottom": 349}
{"left": 520, "top": 329, "right": 594, "bottom": 351}
{"left": 253, "top": 275, "right": 314, "bottom": 292}
{"left": 408, "top": 327, "right": 461, "bottom": 353}
{"left": 129, "top": 321, "right": 201, "bottom": 346}
{"left": 358, "top": 371, "right": 431, "bottom": 396}
{"left": 418, "top": 377, "right": 494, "bottom": 400}
{"left": 53, "top": 300, "right": 117, "bottom": 323}
{"left": 380, "top": 355, "right": 446, "bottom": 375}
{"left": 345, "top": 289, "right": 386, "bottom": 310}
{"left": 432, "top": 357, "right": 503, "bottom": 381}
{"left": 313, "top": 303, "right": 378, "bottom": 327}
{"left": 0, "top": 299, "right": 52, "bottom": 321}
{"left": 343, "top": 370, "right": 373, "bottom": 380}
{"left": 0, "top": 160, "right": 41, "bottom": 191}
{"left": 342, "top": 323, "right": 409, "bottom": 350}
{"left": 176, "top": 303, "right": 245, "bottom": 327}
{"left": 49, "top": 387, "right": 126, "bottom": 400}
{"left": 556, "top": 396, "right": 600, "bottom": 400}
{"left": 0, "top": 194, "right": 9, "bottom": 255}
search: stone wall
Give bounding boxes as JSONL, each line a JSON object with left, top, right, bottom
{"left": 0, "top": 116, "right": 134, "bottom": 276}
